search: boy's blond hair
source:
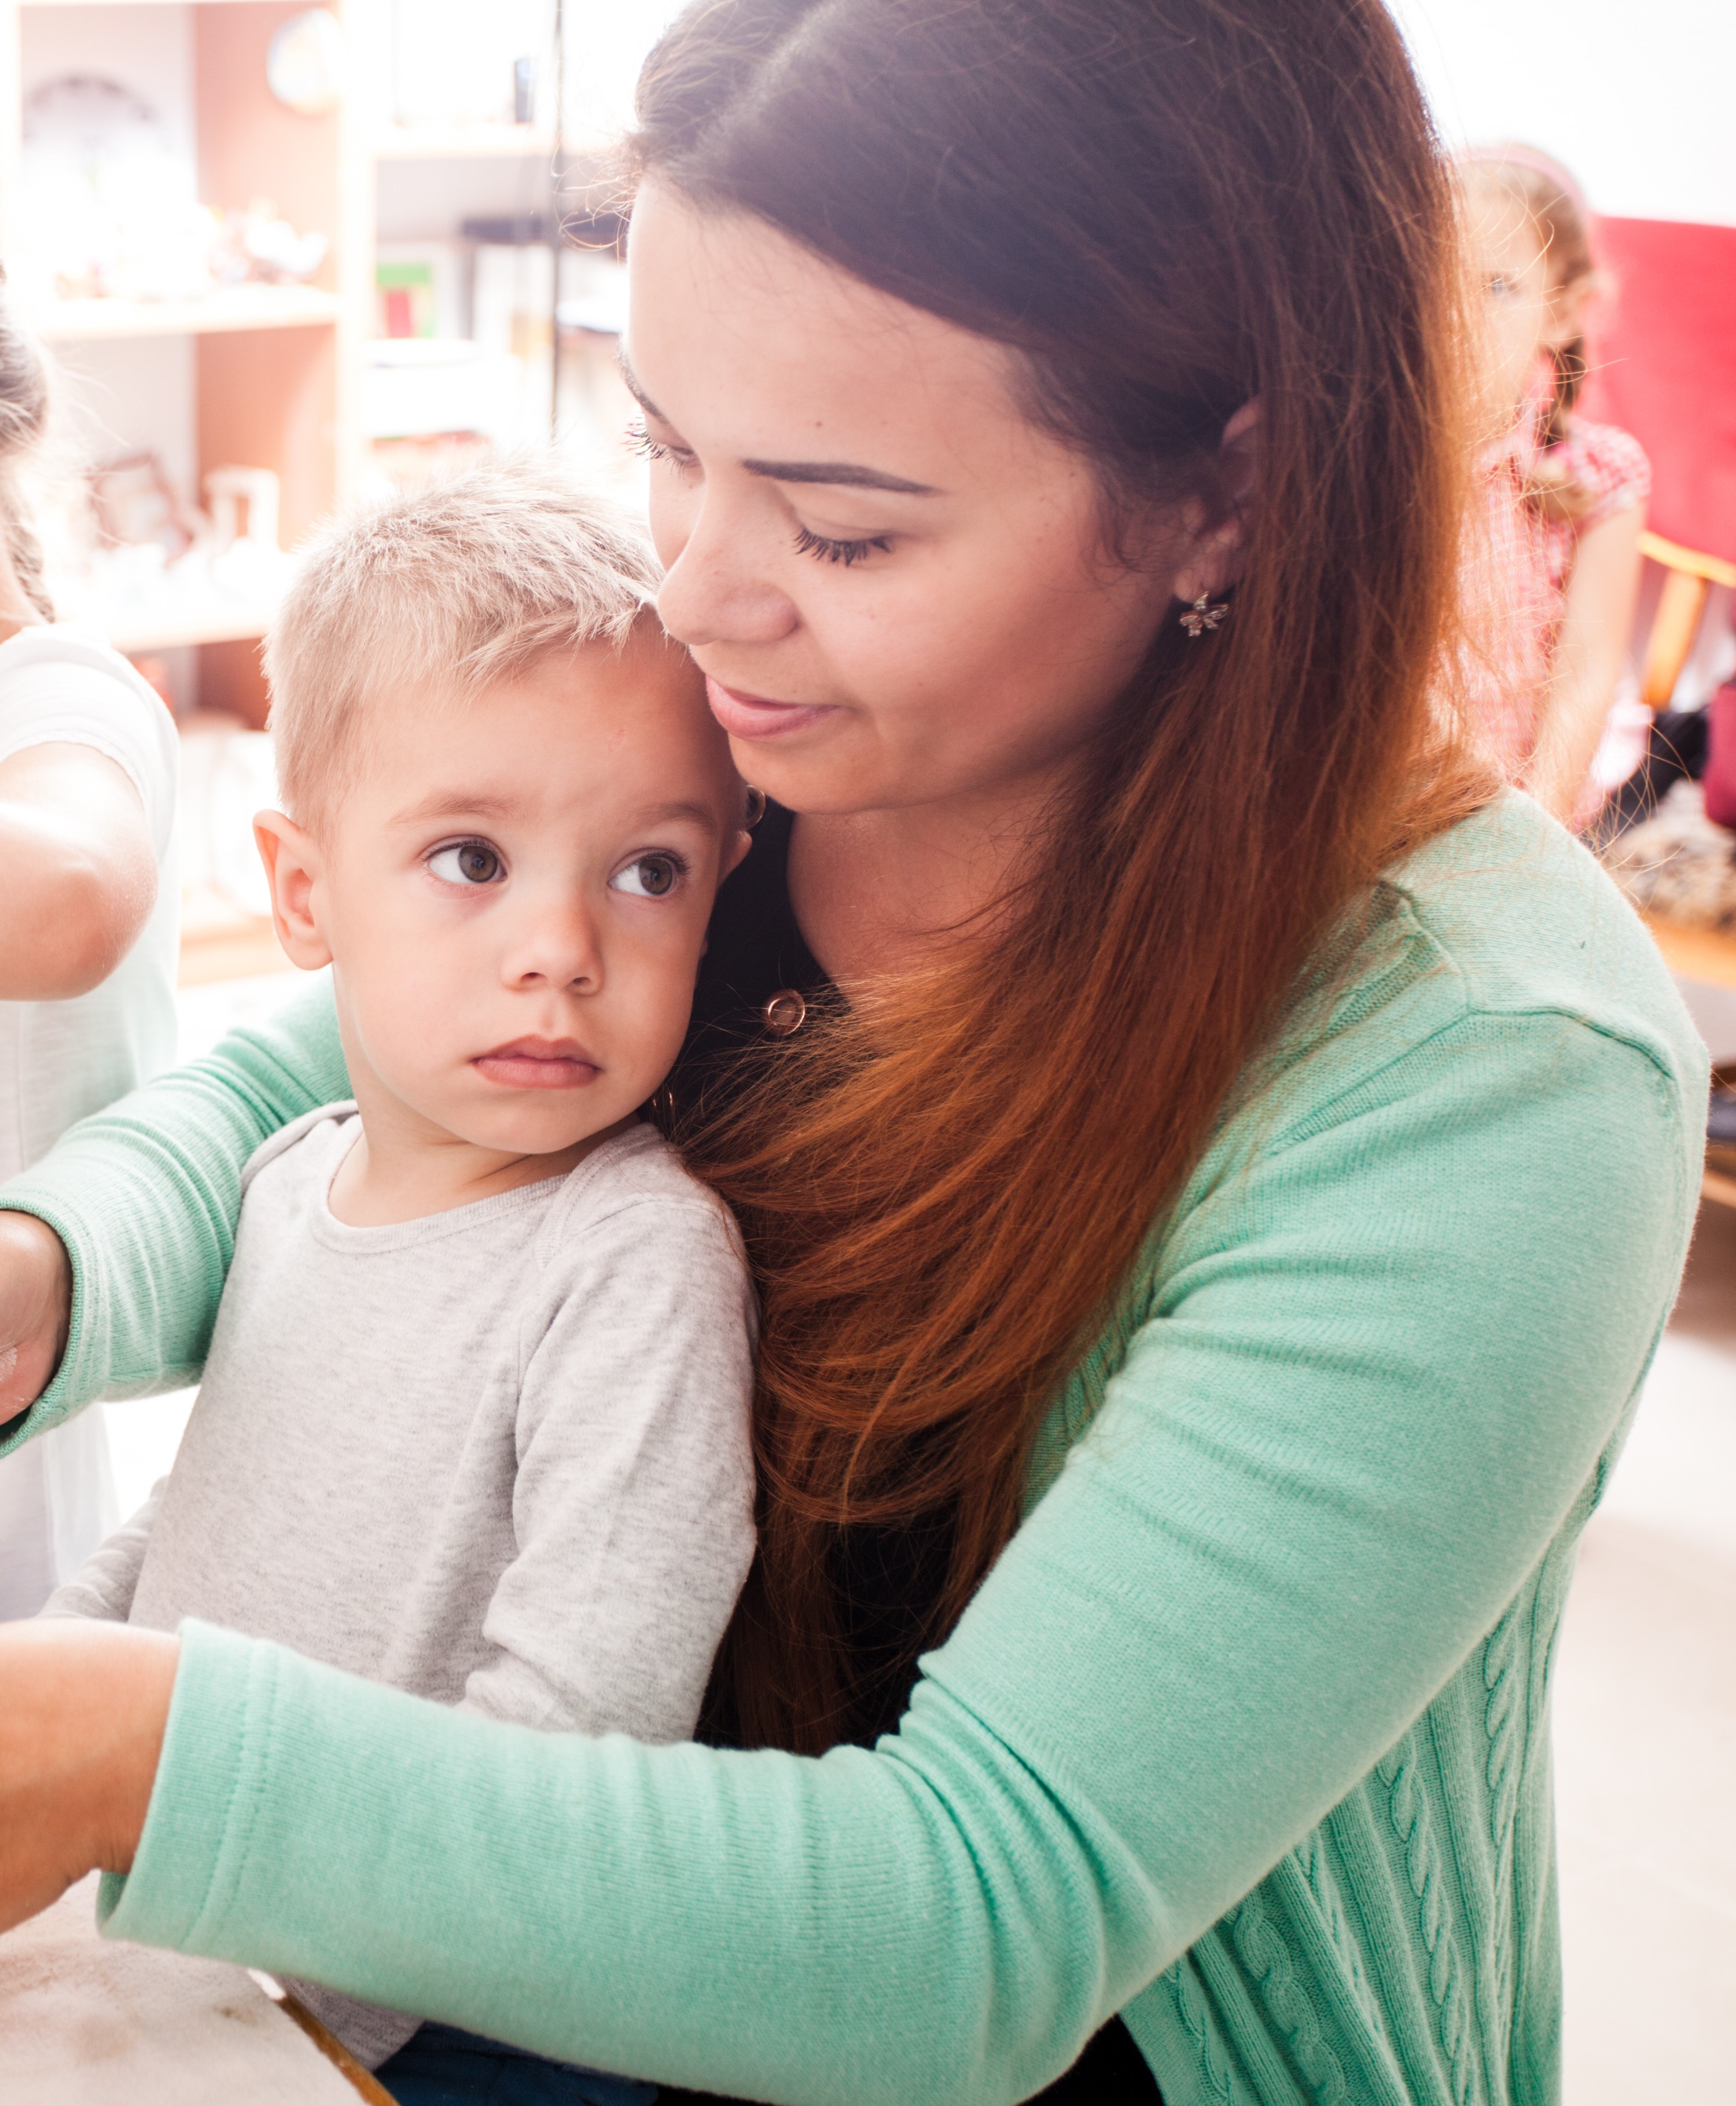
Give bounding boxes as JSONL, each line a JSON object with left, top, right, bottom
{"left": 265, "top": 459, "right": 661, "bottom": 827}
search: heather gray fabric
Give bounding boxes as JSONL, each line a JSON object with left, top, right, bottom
{"left": 49, "top": 1106, "right": 757, "bottom": 2067}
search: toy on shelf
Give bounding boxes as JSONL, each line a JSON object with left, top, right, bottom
{"left": 43, "top": 456, "right": 295, "bottom": 655}
{"left": 18, "top": 73, "right": 329, "bottom": 315}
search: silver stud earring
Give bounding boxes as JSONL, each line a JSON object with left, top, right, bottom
{"left": 1179, "top": 591, "right": 1230, "bottom": 638}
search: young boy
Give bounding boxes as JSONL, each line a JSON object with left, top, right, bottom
{"left": 46, "top": 464, "right": 758, "bottom": 2101}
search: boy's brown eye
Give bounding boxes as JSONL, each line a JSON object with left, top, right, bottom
{"left": 611, "top": 854, "right": 679, "bottom": 899}
{"left": 428, "top": 841, "right": 504, "bottom": 886}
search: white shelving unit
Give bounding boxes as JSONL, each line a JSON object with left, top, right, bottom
{"left": 0, "top": 0, "right": 369, "bottom": 726}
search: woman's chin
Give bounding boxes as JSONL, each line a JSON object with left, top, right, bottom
{"left": 724, "top": 741, "right": 891, "bottom": 817}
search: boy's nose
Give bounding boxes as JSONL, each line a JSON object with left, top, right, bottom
{"left": 502, "top": 898, "right": 604, "bottom": 992}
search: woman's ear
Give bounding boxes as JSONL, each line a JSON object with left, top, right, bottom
{"left": 253, "top": 810, "right": 333, "bottom": 971}
{"left": 1171, "top": 397, "right": 1260, "bottom": 606}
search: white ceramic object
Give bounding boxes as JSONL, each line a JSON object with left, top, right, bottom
{"left": 267, "top": 9, "right": 351, "bottom": 117}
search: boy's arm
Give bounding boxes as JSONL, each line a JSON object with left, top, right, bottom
{"left": 463, "top": 1194, "right": 758, "bottom": 1741}
{"left": 39, "top": 1482, "right": 167, "bottom": 1623}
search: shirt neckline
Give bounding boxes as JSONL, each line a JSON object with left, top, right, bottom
{"left": 307, "top": 1111, "right": 650, "bottom": 1255}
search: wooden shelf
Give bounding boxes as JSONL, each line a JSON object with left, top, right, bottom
{"left": 374, "top": 125, "right": 557, "bottom": 162}
{"left": 98, "top": 601, "right": 276, "bottom": 654}
{"left": 1703, "top": 1166, "right": 1736, "bottom": 1210}
{"left": 1642, "top": 914, "right": 1736, "bottom": 991}
{"left": 178, "top": 915, "right": 288, "bottom": 989}
{"left": 21, "top": 1, "right": 264, "bottom": 9}
{"left": 35, "top": 285, "right": 343, "bottom": 343}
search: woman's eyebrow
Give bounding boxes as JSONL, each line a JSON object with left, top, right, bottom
{"left": 616, "top": 349, "right": 940, "bottom": 497}
{"left": 740, "top": 458, "right": 938, "bottom": 496}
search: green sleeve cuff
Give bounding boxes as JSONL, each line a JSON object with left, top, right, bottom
{"left": 100, "top": 1621, "right": 281, "bottom": 1950}
{"left": 0, "top": 1186, "right": 96, "bottom": 1450}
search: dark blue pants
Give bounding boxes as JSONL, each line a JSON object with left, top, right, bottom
{"left": 376, "top": 2023, "right": 657, "bottom": 2106}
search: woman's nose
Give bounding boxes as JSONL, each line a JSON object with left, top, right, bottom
{"left": 653, "top": 489, "right": 800, "bottom": 652}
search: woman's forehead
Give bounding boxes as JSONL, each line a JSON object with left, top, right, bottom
{"left": 623, "top": 182, "right": 1031, "bottom": 479}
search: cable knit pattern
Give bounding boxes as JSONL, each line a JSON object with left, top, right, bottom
{"left": 1482, "top": 1595, "right": 1525, "bottom": 2032}
{"left": 1382, "top": 1737, "right": 1477, "bottom": 2103}
{"left": 1227, "top": 1896, "right": 1348, "bottom": 2104}
{"left": 1167, "top": 1958, "right": 1244, "bottom": 2105}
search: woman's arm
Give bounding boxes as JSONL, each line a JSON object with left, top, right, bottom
{"left": 0, "top": 743, "right": 157, "bottom": 1000}
{"left": 1522, "top": 503, "right": 1645, "bottom": 823}
{"left": 0, "top": 978, "right": 347, "bottom": 1432}
{"left": 0, "top": 1622, "right": 174, "bottom": 1928}
{"left": 0, "top": 991, "right": 1698, "bottom": 2105}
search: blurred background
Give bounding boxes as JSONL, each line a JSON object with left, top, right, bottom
{"left": 0, "top": 3, "right": 1728, "bottom": 2098}
{"left": 0, "top": 0, "right": 684, "bottom": 966}
{"left": 2, "top": 0, "right": 1731, "bottom": 990}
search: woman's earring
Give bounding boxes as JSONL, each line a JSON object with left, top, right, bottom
{"left": 744, "top": 786, "right": 767, "bottom": 827}
{"left": 1180, "top": 591, "right": 1230, "bottom": 638}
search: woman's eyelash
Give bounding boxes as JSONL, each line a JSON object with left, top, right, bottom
{"left": 792, "top": 524, "right": 893, "bottom": 566}
{"left": 626, "top": 418, "right": 675, "bottom": 463}
{"left": 626, "top": 421, "right": 888, "bottom": 565}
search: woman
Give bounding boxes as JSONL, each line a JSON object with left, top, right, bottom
{"left": 0, "top": 4, "right": 1704, "bottom": 2101}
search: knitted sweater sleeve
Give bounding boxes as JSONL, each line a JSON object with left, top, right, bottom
{"left": 95, "top": 999, "right": 1700, "bottom": 2106}
{"left": 0, "top": 977, "right": 348, "bottom": 1436}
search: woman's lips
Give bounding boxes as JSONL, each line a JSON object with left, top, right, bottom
{"left": 473, "top": 1039, "right": 600, "bottom": 1089}
{"left": 705, "top": 676, "right": 839, "bottom": 741}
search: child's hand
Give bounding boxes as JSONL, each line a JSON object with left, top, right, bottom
{"left": 0, "top": 1622, "right": 176, "bottom": 1934}
{"left": 0, "top": 1211, "right": 71, "bottom": 1422}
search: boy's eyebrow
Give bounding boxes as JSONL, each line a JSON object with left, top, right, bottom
{"left": 638, "top": 798, "right": 721, "bottom": 836}
{"left": 617, "top": 348, "right": 941, "bottom": 498}
{"left": 391, "top": 790, "right": 523, "bottom": 827}
{"left": 389, "top": 791, "right": 722, "bottom": 835}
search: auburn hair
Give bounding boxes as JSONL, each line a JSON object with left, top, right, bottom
{"left": 632, "top": 0, "right": 1491, "bottom": 1753}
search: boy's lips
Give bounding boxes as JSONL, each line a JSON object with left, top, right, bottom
{"left": 705, "top": 676, "right": 840, "bottom": 741}
{"left": 473, "top": 1038, "right": 601, "bottom": 1089}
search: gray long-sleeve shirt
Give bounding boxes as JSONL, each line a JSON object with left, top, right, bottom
{"left": 49, "top": 1105, "right": 757, "bottom": 2066}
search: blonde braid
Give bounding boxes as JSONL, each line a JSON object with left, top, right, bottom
{"left": 0, "top": 266, "right": 54, "bottom": 620}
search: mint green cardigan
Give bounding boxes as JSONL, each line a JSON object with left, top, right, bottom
{"left": 0, "top": 796, "right": 1705, "bottom": 2105}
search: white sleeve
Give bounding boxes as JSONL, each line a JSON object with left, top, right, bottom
{"left": 463, "top": 1192, "right": 759, "bottom": 1743}
{"left": 0, "top": 630, "right": 178, "bottom": 865}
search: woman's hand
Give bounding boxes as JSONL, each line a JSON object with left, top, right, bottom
{"left": 0, "top": 1210, "right": 72, "bottom": 1421}
{"left": 0, "top": 1622, "right": 177, "bottom": 1932}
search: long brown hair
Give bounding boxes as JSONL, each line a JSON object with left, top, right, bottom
{"left": 634, "top": 0, "right": 1489, "bottom": 1752}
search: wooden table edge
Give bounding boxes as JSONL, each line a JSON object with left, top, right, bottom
{"left": 250, "top": 1976, "right": 398, "bottom": 2104}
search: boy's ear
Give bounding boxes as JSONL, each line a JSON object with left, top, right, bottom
{"left": 721, "top": 827, "right": 754, "bottom": 882}
{"left": 253, "top": 810, "right": 333, "bottom": 971}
